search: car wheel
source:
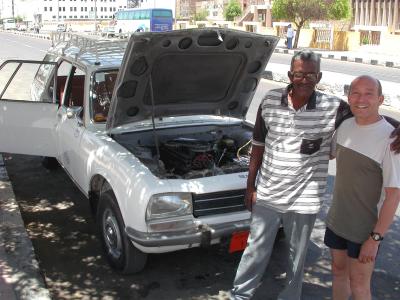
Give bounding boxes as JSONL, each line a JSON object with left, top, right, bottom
{"left": 41, "top": 157, "right": 60, "bottom": 170}
{"left": 97, "top": 190, "right": 147, "bottom": 274}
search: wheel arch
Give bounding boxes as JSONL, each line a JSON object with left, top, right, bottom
{"left": 89, "top": 174, "right": 115, "bottom": 216}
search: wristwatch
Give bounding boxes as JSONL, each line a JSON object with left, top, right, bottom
{"left": 370, "top": 232, "right": 384, "bottom": 241}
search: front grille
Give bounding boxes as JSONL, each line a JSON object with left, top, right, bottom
{"left": 192, "top": 189, "right": 246, "bottom": 217}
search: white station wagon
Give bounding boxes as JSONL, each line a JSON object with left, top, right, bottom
{"left": 0, "top": 30, "right": 278, "bottom": 273}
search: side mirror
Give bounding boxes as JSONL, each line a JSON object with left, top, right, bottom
{"left": 66, "top": 106, "right": 84, "bottom": 126}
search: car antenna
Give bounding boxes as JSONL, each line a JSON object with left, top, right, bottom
{"left": 149, "top": 74, "right": 162, "bottom": 171}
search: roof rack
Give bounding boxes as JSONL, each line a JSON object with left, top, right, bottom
{"left": 50, "top": 32, "right": 128, "bottom": 64}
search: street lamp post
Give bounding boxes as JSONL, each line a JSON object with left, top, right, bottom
{"left": 94, "top": 0, "right": 98, "bottom": 32}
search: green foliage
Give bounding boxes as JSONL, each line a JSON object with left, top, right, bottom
{"left": 15, "top": 16, "right": 23, "bottom": 22}
{"left": 272, "top": 0, "right": 332, "bottom": 24}
{"left": 271, "top": 0, "right": 290, "bottom": 20}
{"left": 272, "top": 0, "right": 351, "bottom": 48}
{"left": 194, "top": 9, "right": 208, "bottom": 21}
{"left": 224, "top": 0, "right": 242, "bottom": 21}
{"left": 272, "top": 0, "right": 350, "bottom": 24}
{"left": 328, "top": 0, "right": 351, "bottom": 20}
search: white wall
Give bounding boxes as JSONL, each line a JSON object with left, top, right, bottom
{"left": 4, "top": 0, "right": 128, "bottom": 22}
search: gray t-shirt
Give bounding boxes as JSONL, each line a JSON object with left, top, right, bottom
{"left": 326, "top": 117, "right": 400, "bottom": 243}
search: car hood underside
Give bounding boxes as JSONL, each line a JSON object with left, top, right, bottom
{"left": 107, "top": 28, "right": 279, "bottom": 130}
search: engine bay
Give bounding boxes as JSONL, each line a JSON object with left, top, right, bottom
{"left": 113, "top": 124, "right": 252, "bottom": 179}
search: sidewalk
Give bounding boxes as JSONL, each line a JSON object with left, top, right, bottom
{"left": 274, "top": 38, "right": 400, "bottom": 68}
{"left": 0, "top": 155, "right": 51, "bottom": 300}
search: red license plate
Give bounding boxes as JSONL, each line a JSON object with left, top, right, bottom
{"left": 229, "top": 231, "right": 249, "bottom": 253}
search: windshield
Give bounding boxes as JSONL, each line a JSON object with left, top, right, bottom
{"left": 91, "top": 69, "right": 119, "bottom": 123}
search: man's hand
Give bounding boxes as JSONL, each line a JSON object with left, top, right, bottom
{"left": 245, "top": 186, "right": 257, "bottom": 212}
{"left": 390, "top": 126, "right": 400, "bottom": 154}
{"left": 358, "top": 239, "right": 379, "bottom": 264}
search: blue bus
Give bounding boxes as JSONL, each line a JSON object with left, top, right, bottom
{"left": 114, "top": 8, "right": 173, "bottom": 34}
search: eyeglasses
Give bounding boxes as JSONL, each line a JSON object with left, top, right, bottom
{"left": 290, "top": 72, "right": 319, "bottom": 81}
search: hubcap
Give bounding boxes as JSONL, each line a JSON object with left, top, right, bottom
{"left": 102, "top": 208, "right": 123, "bottom": 260}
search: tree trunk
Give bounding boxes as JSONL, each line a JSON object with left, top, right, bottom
{"left": 293, "top": 20, "right": 305, "bottom": 49}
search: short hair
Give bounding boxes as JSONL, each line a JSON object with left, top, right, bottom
{"left": 290, "top": 50, "right": 321, "bottom": 72}
{"left": 349, "top": 75, "right": 382, "bottom": 96}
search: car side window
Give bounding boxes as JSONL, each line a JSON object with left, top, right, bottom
{"left": 91, "top": 70, "right": 118, "bottom": 123}
{"left": 31, "top": 54, "right": 57, "bottom": 102}
{"left": 0, "top": 60, "right": 57, "bottom": 102}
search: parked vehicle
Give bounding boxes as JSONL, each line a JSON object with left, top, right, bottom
{"left": 0, "top": 30, "right": 278, "bottom": 273}
{"left": 57, "top": 23, "right": 66, "bottom": 32}
{"left": 114, "top": 8, "right": 173, "bottom": 35}
{"left": 17, "top": 23, "right": 28, "bottom": 31}
{"left": 3, "top": 18, "right": 16, "bottom": 30}
{"left": 101, "top": 26, "right": 116, "bottom": 37}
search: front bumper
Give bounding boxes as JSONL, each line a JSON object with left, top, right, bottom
{"left": 125, "top": 218, "right": 250, "bottom": 248}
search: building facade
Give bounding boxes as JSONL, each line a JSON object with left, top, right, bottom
{"left": 352, "top": 0, "right": 400, "bottom": 32}
{"left": 196, "top": 0, "right": 229, "bottom": 21}
{"left": 176, "top": 0, "right": 197, "bottom": 19}
{"left": 39, "top": 0, "right": 128, "bottom": 22}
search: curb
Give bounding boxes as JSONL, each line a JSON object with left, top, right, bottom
{"left": 0, "top": 30, "right": 51, "bottom": 40}
{"left": 274, "top": 47, "right": 400, "bottom": 69}
{"left": 0, "top": 155, "right": 51, "bottom": 300}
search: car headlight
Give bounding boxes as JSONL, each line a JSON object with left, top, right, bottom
{"left": 146, "top": 193, "right": 192, "bottom": 221}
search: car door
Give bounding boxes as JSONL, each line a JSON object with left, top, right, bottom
{"left": 56, "top": 62, "right": 87, "bottom": 187}
{"left": 0, "top": 59, "right": 58, "bottom": 157}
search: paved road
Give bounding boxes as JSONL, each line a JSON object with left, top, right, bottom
{"left": 0, "top": 33, "right": 49, "bottom": 61}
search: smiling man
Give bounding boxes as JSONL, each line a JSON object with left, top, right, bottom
{"left": 230, "top": 52, "right": 400, "bottom": 300}
{"left": 324, "top": 75, "right": 400, "bottom": 300}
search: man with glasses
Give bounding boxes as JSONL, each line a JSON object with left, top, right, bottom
{"left": 230, "top": 50, "right": 400, "bottom": 300}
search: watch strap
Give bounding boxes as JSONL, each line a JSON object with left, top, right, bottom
{"left": 370, "top": 231, "right": 384, "bottom": 241}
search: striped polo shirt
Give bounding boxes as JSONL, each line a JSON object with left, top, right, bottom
{"left": 253, "top": 86, "right": 343, "bottom": 214}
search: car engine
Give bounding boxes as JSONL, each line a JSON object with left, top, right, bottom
{"left": 159, "top": 135, "right": 249, "bottom": 178}
{"left": 114, "top": 126, "right": 252, "bottom": 179}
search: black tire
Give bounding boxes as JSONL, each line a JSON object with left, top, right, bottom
{"left": 41, "top": 157, "right": 60, "bottom": 170}
{"left": 97, "top": 190, "right": 147, "bottom": 274}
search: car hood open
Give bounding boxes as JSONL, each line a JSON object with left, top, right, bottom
{"left": 107, "top": 28, "right": 278, "bottom": 130}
